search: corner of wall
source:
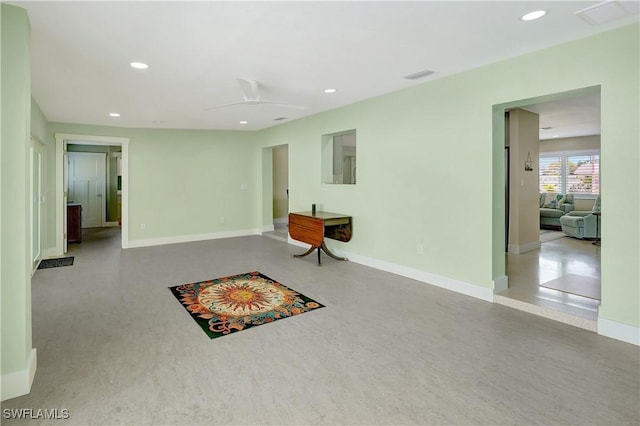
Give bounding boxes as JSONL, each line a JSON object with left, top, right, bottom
{"left": 1, "top": 348, "right": 37, "bottom": 401}
{"left": 597, "top": 316, "right": 640, "bottom": 346}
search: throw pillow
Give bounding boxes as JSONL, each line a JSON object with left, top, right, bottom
{"left": 557, "top": 195, "right": 566, "bottom": 205}
{"left": 548, "top": 200, "right": 557, "bottom": 209}
{"left": 542, "top": 192, "right": 558, "bottom": 208}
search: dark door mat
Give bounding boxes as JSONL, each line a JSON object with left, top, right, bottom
{"left": 37, "top": 257, "right": 74, "bottom": 269}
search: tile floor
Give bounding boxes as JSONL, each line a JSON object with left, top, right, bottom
{"left": 496, "top": 233, "right": 601, "bottom": 330}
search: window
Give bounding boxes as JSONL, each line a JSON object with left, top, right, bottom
{"left": 321, "top": 130, "right": 356, "bottom": 185}
{"left": 539, "top": 151, "right": 599, "bottom": 196}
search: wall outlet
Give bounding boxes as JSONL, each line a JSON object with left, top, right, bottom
{"left": 219, "top": 216, "right": 225, "bottom": 224}
{"left": 416, "top": 242, "right": 424, "bottom": 254}
{"left": 140, "top": 223, "right": 146, "bottom": 230}
{"left": 240, "top": 183, "right": 248, "bottom": 190}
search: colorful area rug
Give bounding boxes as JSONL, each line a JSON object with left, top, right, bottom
{"left": 169, "top": 271, "right": 324, "bottom": 339}
{"left": 37, "top": 257, "right": 74, "bottom": 269}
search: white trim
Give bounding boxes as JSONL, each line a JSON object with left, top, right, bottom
{"left": 42, "top": 248, "right": 59, "bottom": 258}
{"left": 493, "top": 275, "right": 508, "bottom": 293}
{"left": 127, "top": 228, "right": 261, "bottom": 249}
{"left": 1, "top": 349, "right": 37, "bottom": 401}
{"left": 54, "top": 137, "right": 65, "bottom": 256}
{"left": 262, "top": 224, "right": 275, "bottom": 232}
{"left": 310, "top": 245, "right": 494, "bottom": 302}
{"left": 287, "top": 236, "right": 310, "bottom": 249}
{"left": 105, "top": 221, "right": 120, "bottom": 227}
{"left": 597, "top": 316, "right": 640, "bottom": 346}
{"left": 55, "top": 133, "right": 129, "bottom": 145}
{"left": 273, "top": 217, "right": 288, "bottom": 225}
{"left": 508, "top": 241, "right": 541, "bottom": 254}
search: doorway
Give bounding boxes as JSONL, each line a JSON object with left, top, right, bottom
{"left": 492, "top": 86, "right": 602, "bottom": 330}
{"left": 54, "top": 133, "right": 130, "bottom": 254}
{"left": 262, "top": 144, "right": 289, "bottom": 242}
{"left": 272, "top": 144, "right": 289, "bottom": 231}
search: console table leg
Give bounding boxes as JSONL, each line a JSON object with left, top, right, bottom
{"left": 292, "top": 246, "right": 316, "bottom": 259}
{"left": 321, "top": 242, "right": 348, "bottom": 262}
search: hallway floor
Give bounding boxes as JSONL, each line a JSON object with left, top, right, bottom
{"left": 497, "top": 234, "right": 601, "bottom": 330}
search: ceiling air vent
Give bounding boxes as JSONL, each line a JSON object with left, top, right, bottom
{"left": 575, "top": 1, "right": 635, "bottom": 25}
{"left": 404, "top": 69, "right": 435, "bottom": 80}
{"left": 273, "top": 117, "right": 288, "bottom": 121}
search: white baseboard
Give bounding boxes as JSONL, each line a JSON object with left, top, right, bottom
{"left": 273, "top": 217, "right": 288, "bottom": 225}
{"left": 261, "top": 224, "right": 275, "bottom": 232}
{"left": 42, "top": 247, "right": 62, "bottom": 258}
{"left": 287, "top": 237, "right": 310, "bottom": 249}
{"left": 597, "top": 316, "right": 640, "bottom": 346}
{"left": 126, "top": 228, "right": 261, "bottom": 249}
{"left": 508, "top": 241, "right": 541, "bottom": 254}
{"left": 329, "top": 247, "right": 494, "bottom": 302}
{"left": 104, "top": 221, "right": 120, "bottom": 227}
{"left": 1, "top": 348, "right": 37, "bottom": 401}
{"left": 493, "top": 275, "right": 508, "bottom": 293}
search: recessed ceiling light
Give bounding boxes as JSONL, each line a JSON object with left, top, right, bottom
{"left": 552, "top": 134, "right": 560, "bottom": 138}
{"left": 324, "top": 88, "right": 336, "bottom": 93}
{"left": 239, "top": 121, "right": 248, "bottom": 124}
{"left": 109, "top": 112, "right": 120, "bottom": 117}
{"left": 521, "top": 10, "right": 547, "bottom": 21}
{"left": 129, "top": 62, "right": 149, "bottom": 69}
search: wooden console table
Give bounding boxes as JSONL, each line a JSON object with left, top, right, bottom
{"left": 288, "top": 211, "right": 352, "bottom": 265}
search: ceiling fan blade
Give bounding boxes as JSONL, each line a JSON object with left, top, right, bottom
{"left": 204, "top": 101, "right": 247, "bottom": 111}
{"left": 237, "top": 78, "right": 259, "bottom": 101}
{"left": 258, "top": 100, "right": 307, "bottom": 110}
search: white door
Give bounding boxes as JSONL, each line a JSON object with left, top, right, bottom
{"left": 68, "top": 152, "right": 106, "bottom": 228}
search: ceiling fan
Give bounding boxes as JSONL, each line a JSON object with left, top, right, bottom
{"left": 205, "top": 78, "right": 306, "bottom": 110}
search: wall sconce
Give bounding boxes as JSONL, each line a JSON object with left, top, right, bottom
{"left": 525, "top": 152, "right": 534, "bottom": 171}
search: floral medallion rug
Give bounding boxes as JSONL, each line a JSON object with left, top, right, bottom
{"left": 169, "top": 271, "right": 324, "bottom": 339}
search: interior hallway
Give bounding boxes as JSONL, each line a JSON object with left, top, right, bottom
{"left": 4, "top": 228, "right": 638, "bottom": 425}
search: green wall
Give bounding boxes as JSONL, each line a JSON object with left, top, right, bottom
{"left": 257, "top": 24, "right": 639, "bottom": 328}
{"left": 49, "top": 123, "right": 259, "bottom": 242}
{"left": 1, "top": 3, "right": 33, "bottom": 388}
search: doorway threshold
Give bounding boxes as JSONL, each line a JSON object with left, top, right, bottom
{"left": 494, "top": 292, "right": 597, "bottom": 332}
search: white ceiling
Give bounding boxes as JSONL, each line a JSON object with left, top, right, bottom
{"left": 522, "top": 91, "right": 602, "bottom": 140}
{"left": 11, "top": 0, "right": 639, "bottom": 132}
